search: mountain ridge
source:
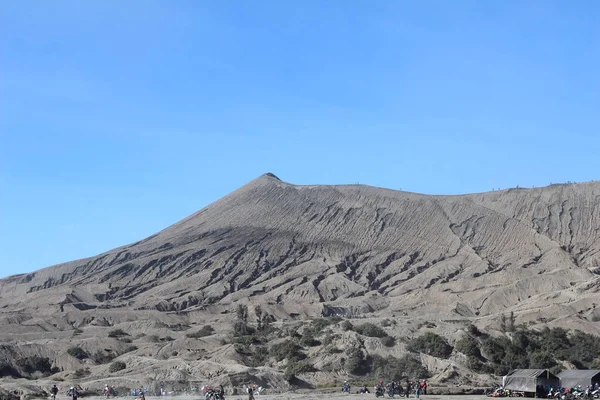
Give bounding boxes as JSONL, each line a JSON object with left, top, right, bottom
{"left": 1, "top": 174, "right": 600, "bottom": 392}
{"left": 2, "top": 174, "right": 599, "bottom": 320}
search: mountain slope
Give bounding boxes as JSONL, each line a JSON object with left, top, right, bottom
{"left": 2, "top": 174, "right": 600, "bottom": 391}
{"left": 2, "top": 174, "right": 600, "bottom": 323}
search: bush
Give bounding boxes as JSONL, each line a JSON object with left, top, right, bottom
{"left": 529, "top": 351, "right": 557, "bottom": 369}
{"left": 119, "top": 337, "right": 133, "bottom": 343}
{"left": 91, "top": 350, "right": 115, "bottom": 364}
{"left": 148, "top": 335, "right": 160, "bottom": 343}
{"left": 15, "top": 356, "right": 52, "bottom": 375}
{"left": 341, "top": 320, "right": 354, "bottom": 331}
{"left": 186, "top": 325, "right": 215, "bottom": 338}
{"left": 369, "top": 354, "right": 429, "bottom": 381}
{"left": 345, "top": 347, "right": 366, "bottom": 375}
{"left": 284, "top": 360, "right": 316, "bottom": 382}
{"left": 122, "top": 346, "right": 138, "bottom": 354}
{"left": 466, "top": 324, "right": 483, "bottom": 337}
{"left": 0, "top": 362, "right": 21, "bottom": 378}
{"left": 406, "top": 332, "right": 453, "bottom": 358}
{"left": 454, "top": 335, "right": 480, "bottom": 358}
{"left": 72, "top": 368, "right": 91, "bottom": 378}
{"left": 355, "top": 323, "right": 388, "bottom": 338}
{"left": 310, "top": 317, "right": 341, "bottom": 334}
{"left": 108, "top": 361, "right": 126, "bottom": 373}
{"left": 269, "top": 340, "right": 306, "bottom": 362}
{"left": 108, "top": 329, "right": 128, "bottom": 338}
{"left": 380, "top": 336, "right": 396, "bottom": 347}
{"left": 67, "top": 347, "right": 89, "bottom": 360}
{"left": 300, "top": 332, "right": 321, "bottom": 347}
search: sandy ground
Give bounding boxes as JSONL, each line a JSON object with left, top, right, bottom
{"left": 27, "top": 394, "right": 493, "bottom": 400}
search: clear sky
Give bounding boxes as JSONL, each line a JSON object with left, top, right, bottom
{"left": 1, "top": 1, "right": 598, "bottom": 278}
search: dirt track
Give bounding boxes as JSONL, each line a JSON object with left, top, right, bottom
{"left": 27, "top": 395, "right": 494, "bottom": 400}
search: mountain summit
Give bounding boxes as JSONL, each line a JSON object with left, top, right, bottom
{"left": 1, "top": 175, "right": 600, "bottom": 390}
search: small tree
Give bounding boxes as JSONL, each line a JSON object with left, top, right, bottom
{"left": 346, "top": 347, "right": 365, "bottom": 375}
{"left": 234, "top": 304, "right": 250, "bottom": 337}
{"left": 255, "top": 305, "right": 263, "bottom": 331}
{"left": 499, "top": 314, "right": 507, "bottom": 333}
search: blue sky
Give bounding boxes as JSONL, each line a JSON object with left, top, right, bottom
{"left": 1, "top": 1, "right": 598, "bottom": 278}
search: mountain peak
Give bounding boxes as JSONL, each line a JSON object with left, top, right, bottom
{"left": 261, "top": 172, "right": 281, "bottom": 181}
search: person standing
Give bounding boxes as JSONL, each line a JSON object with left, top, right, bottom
{"left": 421, "top": 380, "right": 427, "bottom": 395}
{"left": 247, "top": 385, "right": 254, "bottom": 400}
{"left": 50, "top": 385, "right": 59, "bottom": 400}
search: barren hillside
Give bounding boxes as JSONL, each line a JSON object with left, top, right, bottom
{"left": 1, "top": 173, "right": 600, "bottom": 393}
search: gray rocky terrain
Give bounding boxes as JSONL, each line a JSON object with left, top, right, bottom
{"left": 1, "top": 173, "right": 600, "bottom": 396}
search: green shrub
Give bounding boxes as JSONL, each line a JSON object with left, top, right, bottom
{"left": 119, "top": 337, "right": 133, "bottom": 343}
{"left": 15, "top": 356, "right": 52, "bottom": 375}
{"left": 345, "top": 347, "right": 366, "bottom": 375}
{"left": 406, "top": 332, "right": 453, "bottom": 358}
{"left": 529, "top": 351, "right": 557, "bottom": 369}
{"left": 369, "top": 354, "right": 429, "bottom": 381}
{"left": 380, "top": 336, "right": 396, "bottom": 347}
{"left": 108, "top": 361, "right": 126, "bottom": 373}
{"left": 108, "top": 329, "right": 128, "bottom": 338}
{"left": 67, "top": 347, "right": 89, "bottom": 360}
{"left": 269, "top": 340, "right": 306, "bottom": 362}
{"left": 186, "top": 325, "right": 215, "bottom": 338}
{"left": 148, "top": 335, "right": 160, "bottom": 343}
{"left": 454, "top": 335, "right": 480, "bottom": 358}
{"left": 355, "top": 323, "right": 388, "bottom": 338}
{"left": 310, "top": 317, "right": 341, "bottom": 333}
{"left": 284, "top": 360, "right": 316, "bottom": 382}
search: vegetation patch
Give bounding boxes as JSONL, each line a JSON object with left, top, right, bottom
{"left": 354, "top": 323, "right": 388, "bottom": 338}
{"left": 186, "top": 325, "right": 215, "bottom": 338}
{"left": 108, "top": 361, "right": 126, "bottom": 373}
{"left": 407, "top": 332, "right": 453, "bottom": 358}
{"left": 67, "top": 347, "right": 89, "bottom": 360}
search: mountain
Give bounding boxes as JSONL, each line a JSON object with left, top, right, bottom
{"left": 1, "top": 173, "right": 600, "bottom": 393}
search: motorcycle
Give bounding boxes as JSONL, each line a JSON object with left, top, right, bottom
{"left": 375, "top": 387, "right": 385, "bottom": 398}
{"left": 342, "top": 384, "right": 351, "bottom": 393}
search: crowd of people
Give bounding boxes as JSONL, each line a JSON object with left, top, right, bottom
{"left": 342, "top": 379, "right": 427, "bottom": 398}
